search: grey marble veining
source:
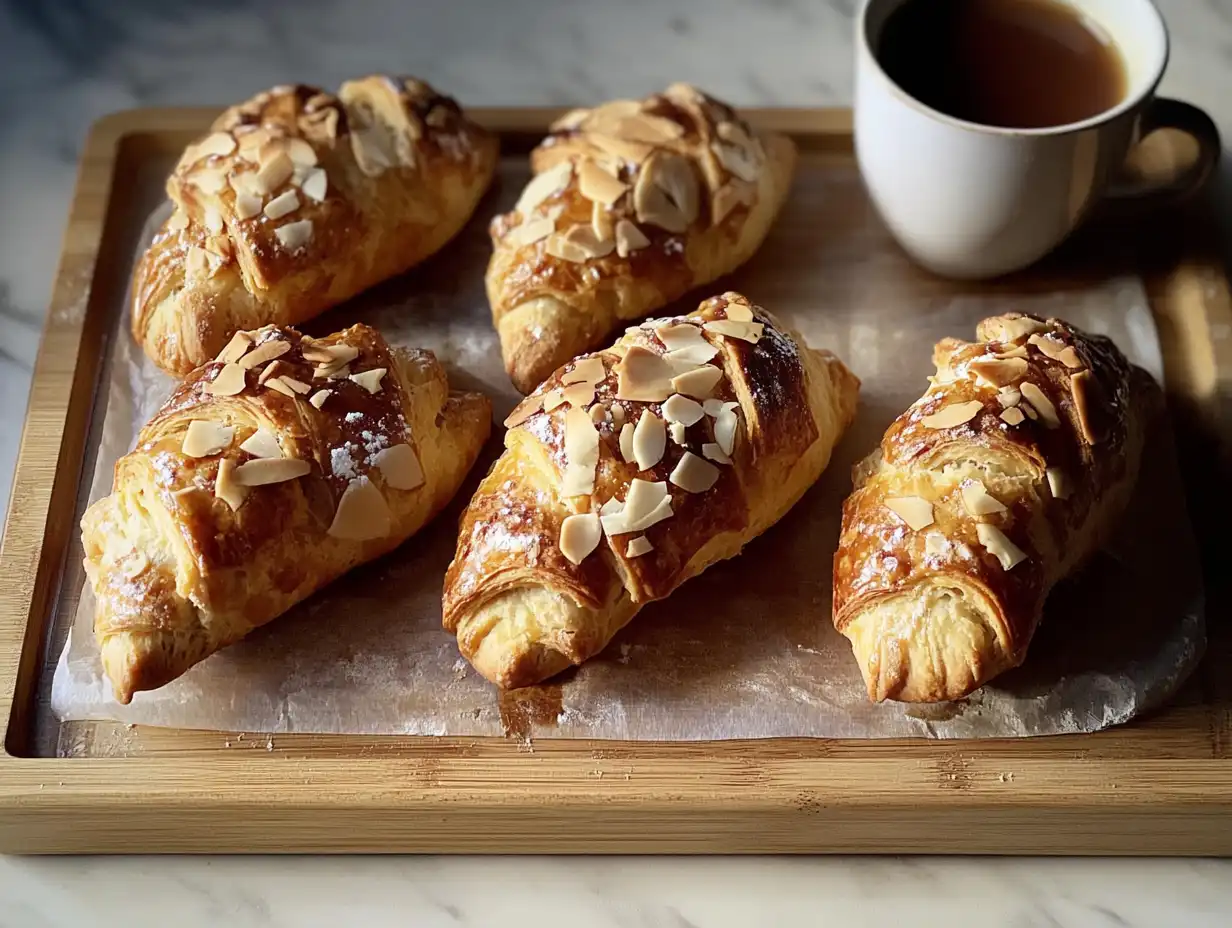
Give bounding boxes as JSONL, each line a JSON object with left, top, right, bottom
{"left": 2, "top": 0, "right": 1232, "bottom": 921}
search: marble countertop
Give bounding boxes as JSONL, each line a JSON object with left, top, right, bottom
{"left": 1, "top": 0, "right": 1231, "bottom": 923}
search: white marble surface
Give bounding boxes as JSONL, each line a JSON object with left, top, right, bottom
{"left": 1, "top": 0, "right": 1231, "bottom": 922}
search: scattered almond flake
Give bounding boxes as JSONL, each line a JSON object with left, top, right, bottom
{"left": 320, "top": 363, "right": 352, "bottom": 381}
{"left": 961, "top": 480, "right": 1008, "bottom": 517}
{"left": 614, "top": 112, "right": 684, "bottom": 144}
{"left": 655, "top": 322, "right": 708, "bottom": 353}
{"left": 600, "top": 496, "right": 624, "bottom": 516}
{"left": 1028, "top": 333, "right": 1082, "bottom": 369}
{"left": 591, "top": 200, "right": 614, "bottom": 242}
{"left": 191, "top": 167, "right": 229, "bottom": 195}
{"left": 264, "top": 189, "right": 300, "bottom": 220}
{"left": 626, "top": 536, "right": 654, "bottom": 557}
{"left": 711, "top": 180, "right": 756, "bottom": 225}
{"left": 328, "top": 476, "right": 393, "bottom": 540}
{"left": 668, "top": 422, "right": 686, "bottom": 445}
{"left": 562, "top": 406, "right": 600, "bottom": 497}
{"left": 257, "top": 360, "right": 286, "bottom": 385}
{"left": 1059, "top": 347, "right": 1083, "bottom": 369}
{"left": 563, "top": 357, "right": 606, "bottom": 386}
{"left": 166, "top": 209, "right": 189, "bottom": 232}
{"left": 214, "top": 457, "right": 248, "bottom": 511}
{"left": 662, "top": 394, "right": 705, "bottom": 427}
{"left": 702, "top": 398, "right": 726, "bottom": 417}
{"left": 542, "top": 389, "right": 567, "bottom": 412}
{"left": 544, "top": 233, "right": 591, "bottom": 263}
{"left": 515, "top": 160, "right": 574, "bottom": 216}
{"left": 996, "top": 387, "right": 1022, "bottom": 408}
{"left": 614, "top": 219, "right": 650, "bottom": 258}
{"left": 508, "top": 216, "right": 555, "bottom": 248}
{"left": 1071, "top": 370, "right": 1099, "bottom": 443}
{"left": 239, "top": 338, "right": 291, "bottom": 369}
{"left": 710, "top": 140, "right": 760, "bottom": 183}
{"left": 232, "top": 457, "right": 311, "bottom": 486}
{"left": 203, "top": 208, "right": 224, "bottom": 235}
{"left": 632, "top": 410, "right": 666, "bottom": 471}
{"left": 1019, "top": 382, "right": 1060, "bottom": 428}
{"left": 610, "top": 404, "right": 626, "bottom": 427}
{"left": 702, "top": 442, "right": 731, "bottom": 465}
{"left": 204, "top": 362, "right": 246, "bottom": 396}
{"left": 615, "top": 346, "right": 676, "bottom": 402}
{"left": 350, "top": 368, "right": 387, "bottom": 394}
{"left": 1046, "top": 467, "right": 1071, "bottom": 500}
{"left": 239, "top": 428, "right": 282, "bottom": 459}
{"left": 234, "top": 193, "right": 264, "bottom": 220}
{"left": 562, "top": 223, "right": 615, "bottom": 259}
{"left": 670, "top": 451, "right": 719, "bottom": 493}
{"left": 968, "top": 357, "right": 1027, "bottom": 387}
{"left": 924, "top": 532, "right": 948, "bottom": 557}
{"left": 723, "top": 298, "right": 755, "bottom": 322}
{"left": 986, "top": 315, "right": 1048, "bottom": 343}
{"left": 279, "top": 376, "right": 312, "bottom": 395}
{"left": 1022, "top": 403, "right": 1039, "bottom": 421}
{"left": 704, "top": 319, "right": 763, "bottom": 343}
{"left": 670, "top": 364, "right": 722, "bottom": 399}
{"left": 885, "top": 496, "right": 934, "bottom": 531}
{"left": 634, "top": 151, "right": 698, "bottom": 233}
{"left": 275, "top": 220, "right": 313, "bottom": 251}
{"left": 615, "top": 479, "right": 669, "bottom": 529}
{"left": 578, "top": 158, "right": 629, "bottom": 205}
{"left": 588, "top": 132, "right": 654, "bottom": 165}
{"left": 286, "top": 137, "right": 317, "bottom": 167}
{"left": 215, "top": 331, "right": 252, "bottom": 364}
{"left": 182, "top": 420, "right": 234, "bottom": 458}
{"left": 194, "top": 131, "right": 237, "bottom": 160}
{"left": 305, "top": 343, "right": 359, "bottom": 366}
{"left": 920, "top": 400, "right": 983, "bottom": 429}
{"left": 590, "top": 403, "right": 607, "bottom": 425}
{"left": 714, "top": 404, "right": 740, "bottom": 456}
{"left": 619, "top": 422, "right": 636, "bottom": 463}
{"left": 559, "top": 512, "right": 602, "bottom": 565}
{"left": 254, "top": 150, "right": 294, "bottom": 195}
{"left": 330, "top": 443, "right": 360, "bottom": 480}
{"left": 300, "top": 167, "right": 328, "bottom": 203}
{"left": 602, "top": 494, "right": 673, "bottom": 536}
{"left": 976, "top": 523, "right": 1028, "bottom": 571}
{"left": 186, "top": 245, "right": 211, "bottom": 279}
{"left": 1000, "top": 407, "right": 1026, "bottom": 426}
{"left": 562, "top": 382, "right": 594, "bottom": 407}
{"left": 264, "top": 377, "right": 297, "bottom": 397}
{"left": 997, "top": 345, "right": 1030, "bottom": 359}
{"left": 373, "top": 444, "right": 423, "bottom": 491}
{"left": 504, "top": 394, "right": 544, "bottom": 428}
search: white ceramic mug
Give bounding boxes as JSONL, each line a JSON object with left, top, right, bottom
{"left": 855, "top": 0, "right": 1220, "bottom": 279}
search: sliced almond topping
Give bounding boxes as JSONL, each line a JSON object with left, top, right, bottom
{"left": 984, "top": 315, "right": 1048, "bottom": 344}
{"left": 703, "top": 398, "right": 726, "bottom": 417}
{"left": 303, "top": 343, "right": 359, "bottom": 365}
{"left": 563, "top": 357, "right": 606, "bottom": 385}
{"left": 1046, "top": 467, "right": 1071, "bottom": 500}
{"left": 590, "top": 403, "right": 608, "bottom": 425}
{"left": 214, "top": 457, "right": 248, "bottom": 511}
{"left": 286, "top": 137, "right": 317, "bottom": 167}
{"left": 578, "top": 159, "right": 628, "bottom": 205}
{"left": 505, "top": 394, "right": 544, "bottom": 428}
{"left": 1059, "top": 347, "right": 1083, "bottom": 369}
{"left": 961, "top": 480, "right": 1008, "bottom": 517}
{"left": 235, "top": 193, "right": 264, "bottom": 220}
{"left": 670, "top": 451, "right": 720, "bottom": 493}
{"left": 203, "top": 208, "right": 224, "bottom": 235}
{"left": 632, "top": 409, "right": 666, "bottom": 471}
{"left": 667, "top": 422, "right": 685, "bottom": 445}
{"left": 275, "top": 220, "right": 313, "bottom": 251}
{"left": 232, "top": 457, "right": 311, "bottom": 486}
{"left": 615, "top": 112, "right": 684, "bottom": 143}
{"left": 615, "top": 345, "right": 676, "bottom": 402}
{"left": 885, "top": 496, "right": 934, "bottom": 531}
{"left": 328, "top": 476, "right": 393, "bottom": 541}
{"left": 611, "top": 404, "right": 626, "bottom": 427}
{"left": 190, "top": 167, "right": 229, "bottom": 195}
{"left": 976, "top": 522, "right": 1028, "bottom": 571}
{"left": 544, "top": 233, "right": 591, "bottom": 263}
{"left": 373, "top": 443, "right": 424, "bottom": 491}
{"left": 1019, "top": 382, "right": 1060, "bottom": 428}
{"left": 1022, "top": 403, "right": 1039, "bottom": 421}
{"left": 516, "top": 161, "right": 574, "bottom": 217}
{"left": 182, "top": 420, "right": 234, "bottom": 458}
{"left": 619, "top": 421, "right": 636, "bottom": 463}
{"left": 239, "top": 428, "right": 282, "bottom": 459}
{"left": 1028, "top": 334, "right": 1082, "bottom": 369}
{"left": 710, "top": 140, "right": 760, "bottom": 183}
{"left": 703, "top": 319, "right": 763, "bottom": 343}
{"left": 614, "top": 218, "right": 650, "bottom": 257}
{"left": 195, "top": 131, "right": 237, "bottom": 160}
{"left": 1071, "top": 370, "right": 1099, "bottom": 444}
{"left": 216, "top": 331, "right": 253, "bottom": 364}
{"left": 968, "top": 357, "right": 1027, "bottom": 387}
{"left": 714, "top": 404, "right": 740, "bottom": 456}
{"left": 349, "top": 368, "right": 387, "bottom": 394}
{"left": 264, "top": 377, "right": 298, "bottom": 397}
{"left": 1000, "top": 406, "right": 1026, "bottom": 426}
{"left": 186, "top": 245, "right": 212, "bottom": 280}
{"left": 723, "top": 298, "right": 755, "bottom": 322}
{"left": 662, "top": 394, "right": 705, "bottom": 426}
{"left": 671, "top": 364, "right": 722, "bottom": 399}
{"left": 562, "top": 382, "right": 595, "bottom": 407}
{"left": 587, "top": 132, "right": 654, "bottom": 165}
{"left": 623, "top": 478, "right": 669, "bottom": 524}
{"left": 279, "top": 375, "right": 312, "bottom": 395}
{"left": 996, "top": 387, "right": 1022, "bottom": 408}
{"left": 509, "top": 216, "right": 555, "bottom": 248}
{"left": 562, "top": 406, "right": 600, "bottom": 497}
{"left": 204, "top": 362, "right": 246, "bottom": 396}
{"left": 655, "top": 323, "right": 709, "bottom": 353}
{"left": 665, "top": 344, "right": 720, "bottom": 368}
{"left": 997, "top": 345, "right": 1030, "bottom": 360}
{"left": 601, "top": 482, "right": 674, "bottom": 536}
{"left": 591, "top": 200, "right": 614, "bottom": 242}
{"left": 542, "top": 389, "right": 567, "bottom": 412}
{"left": 240, "top": 338, "right": 291, "bottom": 369}
{"left": 562, "top": 222, "right": 615, "bottom": 259}
{"left": 257, "top": 360, "right": 286, "bottom": 385}
{"left": 702, "top": 442, "right": 731, "bottom": 465}
{"left": 600, "top": 496, "right": 624, "bottom": 517}
{"left": 920, "top": 400, "right": 984, "bottom": 429}
{"left": 300, "top": 167, "right": 328, "bottom": 202}
{"left": 264, "top": 189, "right": 300, "bottom": 220}
{"left": 626, "top": 536, "right": 654, "bottom": 557}
{"left": 711, "top": 179, "right": 756, "bottom": 225}
{"left": 254, "top": 150, "right": 294, "bottom": 195}
{"left": 167, "top": 209, "right": 189, "bottom": 232}
{"left": 634, "top": 151, "right": 699, "bottom": 233}
{"left": 558, "top": 512, "right": 602, "bottom": 565}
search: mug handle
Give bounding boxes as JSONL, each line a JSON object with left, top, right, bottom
{"left": 1103, "top": 97, "right": 1221, "bottom": 209}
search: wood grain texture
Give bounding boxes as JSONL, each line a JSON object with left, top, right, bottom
{"left": 0, "top": 108, "right": 1229, "bottom": 854}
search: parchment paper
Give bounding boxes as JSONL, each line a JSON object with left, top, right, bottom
{"left": 50, "top": 155, "right": 1205, "bottom": 739}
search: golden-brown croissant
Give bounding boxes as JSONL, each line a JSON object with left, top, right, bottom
{"left": 443, "top": 292, "right": 858, "bottom": 689}
{"left": 81, "top": 323, "right": 491, "bottom": 703}
{"left": 833, "top": 313, "right": 1156, "bottom": 703}
{"left": 132, "top": 76, "right": 499, "bottom": 375}
{"left": 487, "top": 84, "right": 797, "bottom": 393}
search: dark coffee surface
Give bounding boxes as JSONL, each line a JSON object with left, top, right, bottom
{"left": 878, "top": 0, "right": 1127, "bottom": 129}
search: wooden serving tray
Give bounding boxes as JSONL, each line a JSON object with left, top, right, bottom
{"left": 1, "top": 108, "right": 1229, "bottom": 854}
